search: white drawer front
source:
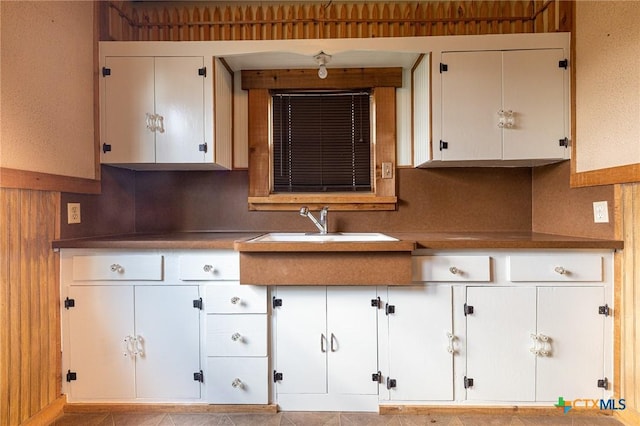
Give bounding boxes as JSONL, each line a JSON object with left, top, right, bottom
{"left": 206, "top": 357, "right": 268, "bottom": 404}
{"left": 205, "top": 285, "right": 267, "bottom": 314}
{"left": 207, "top": 314, "right": 267, "bottom": 357}
{"left": 72, "top": 255, "right": 163, "bottom": 281}
{"left": 179, "top": 253, "right": 239, "bottom": 281}
{"left": 508, "top": 254, "right": 603, "bottom": 282}
{"left": 413, "top": 255, "right": 491, "bottom": 282}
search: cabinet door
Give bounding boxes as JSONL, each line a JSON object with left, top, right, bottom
{"left": 502, "top": 49, "right": 567, "bottom": 160}
{"left": 67, "top": 286, "right": 135, "bottom": 400}
{"left": 441, "top": 51, "right": 503, "bottom": 161}
{"left": 102, "top": 57, "right": 155, "bottom": 164}
{"left": 134, "top": 286, "right": 201, "bottom": 399}
{"left": 274, "top": 287, "right": 327, "bottom": 394}
{"left": 536, "top": 287, "right": 605, "bottom": 401}
{"left": 466, "top": 287, "right": 536, "bottom": 401}
{"left": 387, "top": 285, "right": 453, "bottom": 400}
{"left": 154, "top": 57, "right": 206, "bottom": 163}
{"left": 327, "top": 287, "right": 378, "bottom": 396}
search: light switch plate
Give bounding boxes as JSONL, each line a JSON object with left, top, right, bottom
{"left": 593, "top": 201, "right": 609, "bottom": 223}
{"left": 382, "top": 162, "right": 393, "bottom": 179}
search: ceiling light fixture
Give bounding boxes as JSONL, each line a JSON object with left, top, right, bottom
{"left": 314, "top": 51, "right": 331, "bottom": 79}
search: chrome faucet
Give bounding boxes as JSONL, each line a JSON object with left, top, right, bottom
{"left": 299, "top": 206, "right": 329, "bottom": 234}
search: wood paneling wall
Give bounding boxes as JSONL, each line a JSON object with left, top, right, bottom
{"left": 0, "top": 189, "right": 61, "bottom": 425}
{"left": 616, "top": 184, "right": 640, "bottom": 425}
{"left": 104, "top": 0, "right": 564, "bottom": 42}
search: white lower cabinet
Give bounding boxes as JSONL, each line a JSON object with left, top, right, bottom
{"left": 272, "top": 286, "right": 379, "bottom": 411}
{"left": 66, "top": 285, "right": 201, "bottom": 401}
{"left": 382, "top": 285, "right": 454, "bottom": 401}
{"left": 465, "top": 285, "right": 606, "bottom": 402}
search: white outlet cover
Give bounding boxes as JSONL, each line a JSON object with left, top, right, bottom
{"left": 593, "top": 201, "right": 609, "bottom": 223}
{"left": 67, "top": 202, "right": 81, "bottom": 224}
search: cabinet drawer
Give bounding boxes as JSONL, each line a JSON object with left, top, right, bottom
{"left": 179, "top": 253, "right": 239, "bottom": 281}
{"left": 206, "top": 314, "right": 267, "bottom": 357}
{"left": 205, "top": 285, "right": 267, "bottom": 314}
{"left": 206, "top": 357, "right": 268, "bottom": 404}
{"left": 72, "top": 255, "right": 163, "bottom": 281}
{"left": 508, "top": 254, "right": 602, "bottom": 282}
{"left": 413, "top": 255, "right": 491, "bottom": 282}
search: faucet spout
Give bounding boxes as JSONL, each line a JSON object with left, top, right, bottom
{"left": 299, "top": 206, "right": 329, "bottom": 234}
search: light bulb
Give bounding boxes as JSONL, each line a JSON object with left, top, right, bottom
{"left": 318, "top": 64, "right": 328, "bottom": 79}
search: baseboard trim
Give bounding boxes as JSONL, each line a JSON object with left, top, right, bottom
{"left": 379, "top": 405, "right": 614, "bottom": 416}
{"left": 615, "top": 408, "right": 640, "bottom": 425}
{"left": 63, "top": 403, "right": 278, "bottom": 414}
{"left": 22, "top": 395, "right": 67, "bottom": 425}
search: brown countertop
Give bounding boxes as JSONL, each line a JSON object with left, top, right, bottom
{"left": 52, "top": 231, "right": 623, "bottom": 251}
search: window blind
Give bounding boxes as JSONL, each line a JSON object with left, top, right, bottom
{"left": 272, "top": 91, "right": 371, "bottom": 193}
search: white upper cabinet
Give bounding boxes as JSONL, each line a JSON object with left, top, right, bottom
{"left": 438, "top": 49, "right": 569, "bottom": 164}
{"left": 100, "top": 44, "right": 232, "bottom": 170}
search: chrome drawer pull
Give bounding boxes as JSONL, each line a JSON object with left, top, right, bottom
{"left": 203, "top": 264, "right": 214, "bottom": 273}
{"left": 231, "top": 332, "right": 242, "bottom": 342}
{"left": 554, "top": 266, "right": 567, "bottom": 275}
{"left": 110, "top": 264, "right": 123, "bottom": 273}
{"left": 230, "top": 296, "right": 240, "bottom": 305}
{"left": 231, "top": 378, "right": 244, "bottom": 389}
{"left": 449, "top": 266, "right": 459, "bottom": 275}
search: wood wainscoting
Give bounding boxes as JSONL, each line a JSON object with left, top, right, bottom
{"left": 0, "top": 188, "right": 62, "bottom": 425}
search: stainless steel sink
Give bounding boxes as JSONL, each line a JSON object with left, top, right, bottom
{"left": 248, "top": 232, "right": 398, "bottom": 242}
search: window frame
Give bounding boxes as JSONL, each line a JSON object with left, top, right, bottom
{"left": 242, "top": 67, "right": 402, "bottom": 211}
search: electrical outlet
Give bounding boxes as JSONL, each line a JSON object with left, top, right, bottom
{"left": 67, "top": 203, "right": 81, "bottom": 224}
{"left": 593, "top": 201, "right": 609, "bottom": 223}
{"left": 382, "top": 162, "right": 393, "bottom": 179}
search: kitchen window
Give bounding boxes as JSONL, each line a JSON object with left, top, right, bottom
{"left": 271, "top": 91, "right": 371, "bottom": 193}
{"left": 242, "top": 67, "right": 402, "bottom": 211}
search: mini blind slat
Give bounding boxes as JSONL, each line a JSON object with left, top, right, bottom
{"left": 272, "top": 92, "right": 371, "bottom": 192}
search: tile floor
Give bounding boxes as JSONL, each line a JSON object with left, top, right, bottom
{"left": 50, "top": 411, "right": 624, "bottom": 426}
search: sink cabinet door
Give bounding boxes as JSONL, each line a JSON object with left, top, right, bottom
{"left": 327, "top": 287, "right": 378, "bottom": 396}
{"left": 273, "top": 287, "right": 328, "bottom": 395}
{"left": 386, "top": 285, "right": 453, "bottom": 401}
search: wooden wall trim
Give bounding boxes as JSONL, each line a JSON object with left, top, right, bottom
{"left": 241, "top": 68, "right": 403, "bottom": 90}
{"left": 21, "top": 396, "right": 66, "bottom": 426}
{"left": 0, "top": 168, "right": 101, "bottom": 194}
{"left": 570, "top": 164, "right": 640, "bottom": 188}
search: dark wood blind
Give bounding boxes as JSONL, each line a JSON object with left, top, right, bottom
{"left": 272, "top": 91, "right": 371, "bottom": 193}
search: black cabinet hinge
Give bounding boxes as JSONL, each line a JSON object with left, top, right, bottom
{"left": 193, "top": 298, "right": 203, "bottom": 310}
{"left": 198, "top": 67, "right": 207, "bottom": 77}
{"left": 386, "top": 377, "right": 397, "bottom": 389}
{"left": 559, "top": 59, "right": 569, "bottom": 69}
{"left": 64, "top": 297, "right": 75, "bottom": 309}
{"left": 440, "top": 140, "right": 448, "bottom": 151}
{"left": 272, "top": 297, "right": 282, "bottom": 308}
{"left": 66, "top": 370, "right": 77, "bottom": 382}
{"left": 598, "top": 377, "right": 609, "bottom": 389}
{"left": 193, "top": 370, "right": 204, "bottom": 383}
{"left": 102, "top": 67, "right": 111, "bottom": 77}
{"left": 464, "top": 303, "right": 474, "bottom": 316}
{"left": 599, "top": 304, "right": 610, "bottom": 317}
{"left": 371, "top": 297, "right": 381, "bottom": 309}
{"left": 372, "top": 371, "right": 382, "bottom": 383}
{"left": 273, "top": 370, "right": 283, "bottom": 382}
{"left": 198, "top": 143, "right": 208, "bottom": 153}
{"left": 102, "top": 143, "right": 112, "bottom": 153}
{"left": 464, "top": 376, "right": 474, "bottom": 388}
{"left": 440, "top": 63, "right": 448, "bottom": 73}
{"left": 559, "top": 137, "right": 569, "bottom": 148}
{"left": 385, "top": 303, "right": 395, "bottom": 315}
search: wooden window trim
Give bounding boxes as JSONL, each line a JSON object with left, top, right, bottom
{"left": 244, "top": 68, "right": 401, "bottom": 211}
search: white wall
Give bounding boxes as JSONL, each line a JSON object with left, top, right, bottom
{"left": 575, "top": 1, "right": 640, "bottom": 173}
{"left": 0, "top": 1, "right": 96, "bottom": 179}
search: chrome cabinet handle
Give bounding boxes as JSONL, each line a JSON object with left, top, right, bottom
{"left": 498, "top": 109, "right": 514, "bottom": 128}
{"left": 203, "top": 264, "right": 214, "bottom": 273}
{"left": 155, "top": 114, "right": 165, "bottom": 133}
{"left": 231, "top": 332, "right": 242, "bottom": 342}
{"left": 145, "top": 113, "right": 156, "bottom": 132}
{"left": 133, "top": 335, "right": 144, "bottom": 357}
{"left": 449, "top": 266, "right": 460, "bottom": 275}
{"left": 530, "top": 333, "right": 552, "bottom": 357}
{"left": 320, "top": 333, "right": 327, "bottom": 353}
{"left": 231, "top": 378, "right": 244, "bottom": 389}
{"left": 110, "top": 264, "right": 123, "bottom": 273}
{"left": 230, "top": 296, "right": 240, "bottom": 305}
{"left": 123, "top": 335, "right": 133, "bottom": 357}
{"left": 447, "top": 332, "right": 456, "bottom": 354}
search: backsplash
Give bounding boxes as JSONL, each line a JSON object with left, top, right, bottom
{"left": 59, "top": 161, "right": 615, "bottom": 240}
